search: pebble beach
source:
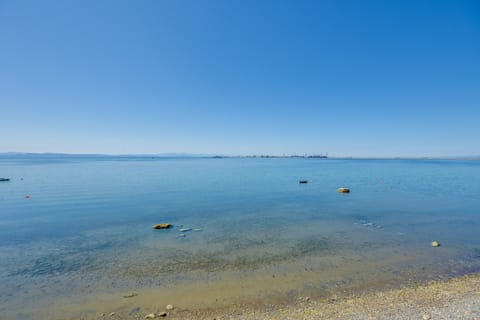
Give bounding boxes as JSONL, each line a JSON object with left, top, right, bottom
{"left": 69, "top": 273, "right": 480, "bottom": 320}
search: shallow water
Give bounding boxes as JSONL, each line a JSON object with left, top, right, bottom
{"left": 1, "top": 156, "right": 480, "bottom": 319}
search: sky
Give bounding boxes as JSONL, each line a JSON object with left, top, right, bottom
{"left": 0, "top": 0, "right": 479, "bottom": 157}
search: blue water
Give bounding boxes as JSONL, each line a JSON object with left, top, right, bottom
{"left": 1, "top": 156, "right": 480, "bottom": 318}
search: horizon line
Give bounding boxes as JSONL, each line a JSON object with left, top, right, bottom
{"left": 1, "top": 151, "right": 479, "bottom": 160}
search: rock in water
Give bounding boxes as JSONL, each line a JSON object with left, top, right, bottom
{"left": 165, "top": 304, "right": 174, "bottom": 310}
{"left": 145, "top": 314, "right": 156, "bottom": 319}
{"left": 123, "top": 293, "right": 138, "bottom": 298}
{"left": 158, "top": 312, "right": 167, "bottom": 317}
{"left": 153, "top": 223, "right": 172, "bottom": 229}
{"left": 179, "top": 228, "right": 192, "bottom": 232}
{"left": 337, "top": 187, "right": 350, "bottom": 193}
{"left": 431, "top": 241, "right": 440, "bottom": 247}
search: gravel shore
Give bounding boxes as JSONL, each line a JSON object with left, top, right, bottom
{"left": 128, "top": 274, "right": 480, "bottom": 320}
{"left": 42, "top": 273, "right": 480, "bottom": 319}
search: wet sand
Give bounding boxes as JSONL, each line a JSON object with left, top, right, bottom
{"left": 126, "top": 274, "right": 480, "bottom": 320}
{"left": 25, "top": 273, "right": 479, "bottom": 320}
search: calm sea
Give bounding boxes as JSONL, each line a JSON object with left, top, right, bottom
{"left": 1, "top": 155, "right": 480, "bottom": 319}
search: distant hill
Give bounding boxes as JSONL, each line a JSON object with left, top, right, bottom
{"left": 0, "top": 152, "right": 215, "bottom": 158}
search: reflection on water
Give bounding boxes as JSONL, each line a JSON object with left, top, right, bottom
{"left": 1, "top": 156, "right": 480, "bottom": 319}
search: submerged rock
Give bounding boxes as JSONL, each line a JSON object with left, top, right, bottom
{"left": 153, "top": 223, "right": 172, "bottom": 229}
{"left": 299, "top": 180, "right": 308, "bottom": 184}
{"left": 431, "top": 241, "right": 440, "bottom": 247}
{"left": 355, "top": 219, "right": 382, "bottom": 229}
{"left": 337, "top": 187, "right": 350, "bottom": 193}
{"left": 123, "top": 293, "right": 138, "bottom": 298}
{"left": 0, "top": 178, "right": 10, "bottom": 182}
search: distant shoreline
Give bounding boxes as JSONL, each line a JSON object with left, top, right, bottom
{"left": 1, "top": 152, "right": 479, "bottom": 161}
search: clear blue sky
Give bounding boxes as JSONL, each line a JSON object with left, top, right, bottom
{"left": 1, "top": 0, "right": 479, "bottom": 157}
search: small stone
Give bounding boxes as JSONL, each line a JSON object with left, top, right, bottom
{"left": 109, "top": 312, "right": 115, "bottom": 317}
{"left": 145, "top": 314, "right": 156, "bottom": 319}
{"left": 422, "top": 314, "right": 431, "bottom": 320}
{"left": 158, "top": 311, "right": 167, "bottom": 317}
{"left": 165, "top": 304, "right": 174, "bottom": 310}
{"left": 153, "top": 223, "right": 172, "bottom": 229}
{"left": 431, "top": 241, "right": 440, "bottom": 247}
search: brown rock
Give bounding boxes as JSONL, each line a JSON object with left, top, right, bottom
{"left": 337, "top": 187, "right": 350, "bottom": 193}
{"left": 153, "top": 223, "right": 172, "bottom": 229}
